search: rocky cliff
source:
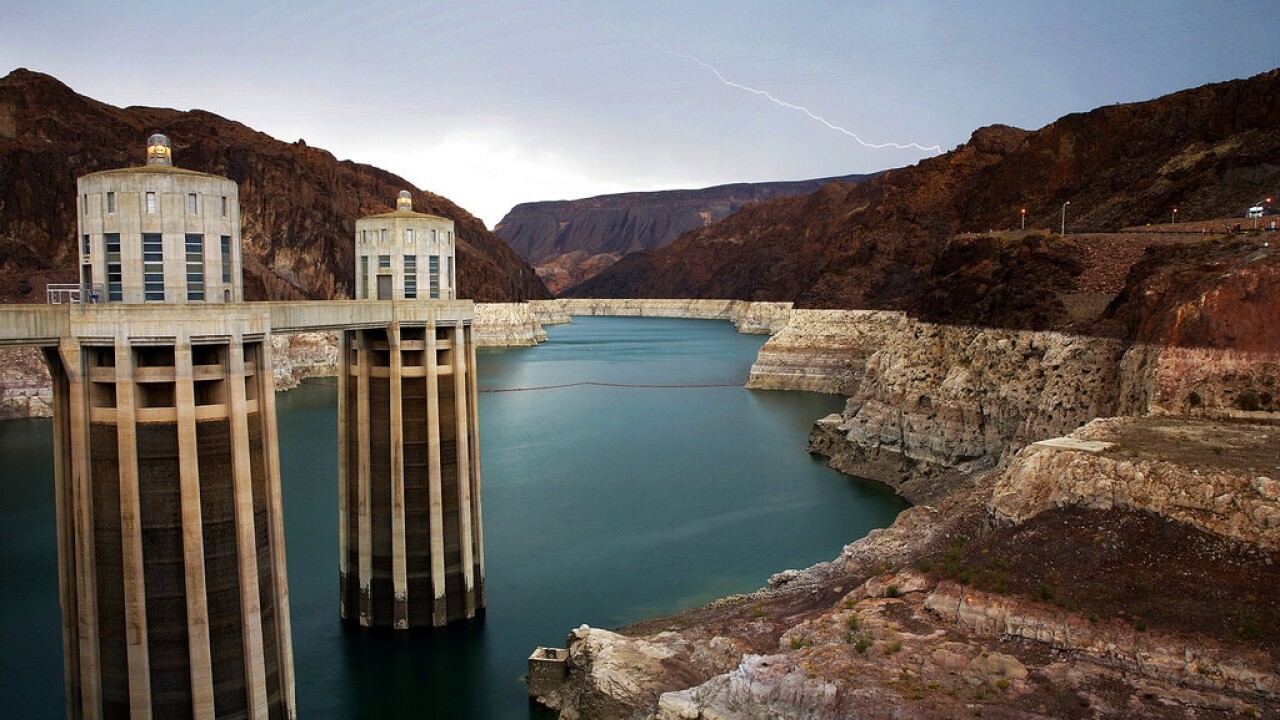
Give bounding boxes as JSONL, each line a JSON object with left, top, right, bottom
{"left": 473, "top": 303, "right": 548, "bottom": 347}
{"left": 567, "top": 69, "right": 1280, "bottom": 312}
{"left": 745, "top": 310, "right": 905, "bottom": 395}
{"left": 536, "top": 414, "right": 1280, "bottom": 719}
{"left": 532, "top": 242, "right": 1279, "bottom": 720}
{"left": 548, "top": 298, "right": 793, "bottom": 335}
{"left": 494, "top": 175, "right": 874, "bottom": 294}
{"left": 0, "top": 68, "right": 550, "bottom": 304}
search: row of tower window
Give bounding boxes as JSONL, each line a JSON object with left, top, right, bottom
{"left": 359, "top": 228, "right": 453, "bottom": 244}
{"left": 81, "top": 192, "right": 231, "bottom": 217}
{"left": 358, "top": 254, "right": 452, "bottom": 300}
{"left": 91, "top": 233, "right": 231, "bottom": 301}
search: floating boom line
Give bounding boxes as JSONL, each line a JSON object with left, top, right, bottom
{"left": 480, "top": 381, "right": 741, "bottom": 393}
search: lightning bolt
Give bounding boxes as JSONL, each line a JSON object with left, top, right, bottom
{"left": 667, "top": 51, "right": 943, "bottom": 154}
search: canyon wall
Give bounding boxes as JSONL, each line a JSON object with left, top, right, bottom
{"left": 271, "top": 332, "right": 339, "bottom": 390}
{"left": 745, "top": 310, "right": 905, "bottom": 394}
{"left": 0, "top": 346, "right": 50, "bottom": 420}
{"left": 494, "top": 175, "right": 872, "bottom": 294}
{"left": 548, "top": 298, "right": 793, "bottom": 334}
{"left": 473, "top": 302, "right": 548, "bottom": 347}
{"left": 797, "top": 313, "right": 1280, "bottom": 504}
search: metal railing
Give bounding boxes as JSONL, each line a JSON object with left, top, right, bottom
{"left": 45, "top": 283, "right": 105, "bottom": 305}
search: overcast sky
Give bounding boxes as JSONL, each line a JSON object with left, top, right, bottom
{"left": 4, "top": 1, "right": 1278, "bottom": 227}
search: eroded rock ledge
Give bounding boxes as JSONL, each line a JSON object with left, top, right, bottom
{"left": 534, "top": 416, "right": 1280, "bottom": 719}
{"left": 803, "top": 315, "right": 1279, "bottom": 504}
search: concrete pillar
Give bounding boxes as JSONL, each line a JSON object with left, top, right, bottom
{"left": 466, "top": 325, "right": 486, "bottom": 609}
{"left": 337, "top": 332, "right": 351, "bottom": 620}
{"left": 389, "top": 322, "right": 409, "bottom": 628}
{"left": 425, "top": 321, "right": 447, "bottom": 626}
{"left": 451, "top": 324, "right": 476, "bottom": 619}
{"left": 173, "top": 338, "right": 215, "bottom": 720}
{"left": 113, "top": 337, "right": 153, "bottom": 719}
{"left": 355, "top": 331, "right": 373, "bottom": 626}
{"left": 227, "top": 338, "right": 270, "bottom": 720}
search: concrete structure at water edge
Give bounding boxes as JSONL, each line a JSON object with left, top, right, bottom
{"left": 3, "top": 137, "right": 487, "bottom": 718}
{"left": 41, "top": 135, "right": 296, "bottom": 720}
{"left": 354, "top": 191, "right": 456, "bottom": 301}
{"left": 339, "top": 193, "right": 484, "bottom": 628}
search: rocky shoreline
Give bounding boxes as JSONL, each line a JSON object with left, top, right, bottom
{"left": 519, "top": 301, "right": 1280, "bottom": 718}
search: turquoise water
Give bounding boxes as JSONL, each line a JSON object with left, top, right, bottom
{"left": 0, "top": 316, "right": 907, "bottom": 718}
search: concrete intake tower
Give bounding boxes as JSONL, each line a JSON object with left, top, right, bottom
{"left": 339, "top": 192, "right": 485, "bottom": 628}
{"left": 50, "top": 135, "right": 294, "bottom": 719}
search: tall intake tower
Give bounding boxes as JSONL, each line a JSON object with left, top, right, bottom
{"left": 48, "top": 135, "right": 295, "bottom": 719}
{"left": 339, "top": 192, "right": 484, "bottom": 628}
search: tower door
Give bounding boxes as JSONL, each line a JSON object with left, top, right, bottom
{"left": 377, "top": 275, "right": 392, "bottom": 300}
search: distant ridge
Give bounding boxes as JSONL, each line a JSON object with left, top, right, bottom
{"left": 566, "top": 68, "right": 1280, "bottom": 322}
{"left": 0, "top": 68, "right": 551, "bottom": 303}
{"left": 493, "top": 174, "right": 877, "bottom": 294}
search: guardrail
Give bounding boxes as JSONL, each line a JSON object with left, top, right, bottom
{"left": 45, "top": 283, "right": 105, "bottom": 305}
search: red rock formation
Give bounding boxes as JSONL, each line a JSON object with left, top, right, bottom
{"left": 568, "top": 70, "right": 1280, "bottom": 321}
{"left": 1096, "top": 240, "right": 1280, "bottom": 352}
{"left": 493, "top": 175, "right": 876, "bottom": 293}
{"left": 0, "top": 68, "right": 551, "bottom": 303}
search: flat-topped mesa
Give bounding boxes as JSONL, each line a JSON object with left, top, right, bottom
{"left": 77, "top": 133, "right": 244, "bottom": 304}
{"left": 339, "top": 192, "right": 485, "bottom": 629}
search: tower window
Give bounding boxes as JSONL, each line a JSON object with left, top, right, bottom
{"left": 405, "top": 228, "right": 414, "bottom": 244}
{"left": 430, "top": 229, "right": 437, "bottom": 242}
{"left": 186, "top": 234, "right": 205, "bottom": 301}
{"left": 404, "top": 255, "right": 417, "bottom": 299}
{"left": 360, "top": 256, "right": 369, "bottom": 299}
{"left": 447, "top": 256, "right": 454, "bottom": 291}
{"left": 428, "top": 255, "right": 440, "bottom": 299}
{"left": 82, "top": 234, "right": 90, "bottom": 255}
{"left": 380, "top": 229, "right": 388, "bottom": 243}
{"left": 220, "top": 235, "right": 232, "bottom": 287}
{"left": 187, "top": 193, "right": 198, "bottom": 214}
{"left": 105, "top": 234, "right": 122, "bottom": 301}
{"left": 220, "top": 196, "right": 228, "bottom": 218}
{"left": 145, "top": 191, "right": 157, "bottom": 214}
{"left": 82, "top": 194, "right": 88, "bottom": 214}
{"left": 378, "top": 254, "right": 390, "bottom": 270}
{"left": 106, "top": 192, "right": 115, "bottom": 214}
{"left": 143, "top": 233, "right": 164, "bottom": 300}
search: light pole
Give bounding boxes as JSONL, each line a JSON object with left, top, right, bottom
{"left": 1060, "top": 201, "right": 1070, "bottom": 236}
{"left": 1020, "top": 208, "right": 1026, "bottom": 231}
{"left": 1172, "top": 208, "right": 1178, "bottom": 224}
